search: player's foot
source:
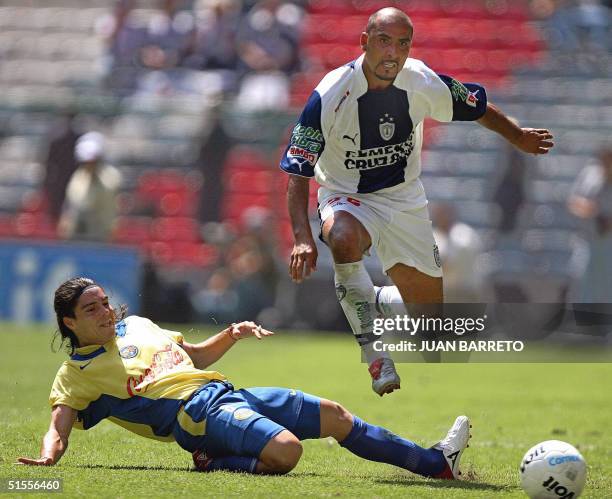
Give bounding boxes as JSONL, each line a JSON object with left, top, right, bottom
{"left": 369, "top": 357, "right": 401, "bottom": 396}
{"left": 432, "top": 415, "right": 472, "bottom": 479}
{"left": 192, "top": 449, "right": 213, "bottom": 471}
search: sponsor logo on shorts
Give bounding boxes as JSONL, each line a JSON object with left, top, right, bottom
{"left": 335, "top": 284, "right": 347, "bottom": 302}
{"left": 234, "top": 408, "right": 255, "bottom": 421}
{"left": 433, "top": 245, "right": 442, "bottom": 268}
{"left": 119, "top": 345, "right": 139, "bottom": 359}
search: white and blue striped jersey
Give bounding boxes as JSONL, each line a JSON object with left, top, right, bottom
{"left": 280, "top": 54, "right": 488, "bottom": 211}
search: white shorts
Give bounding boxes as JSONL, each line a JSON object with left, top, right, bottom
{"left": 318, "top": 193, "right": 443, "bottom": 277}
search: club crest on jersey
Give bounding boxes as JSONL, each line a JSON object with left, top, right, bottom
{"left": 234, "top": 408, "right": 255, "bottom": 421}
{"left": 379, "top": 114, "right": 395, "bottom": 141}
{"left": 120, "top": 345, "right": 139, "bottom": 359}
{"left": 466, "top": 90, "right": 479, "bottom": 108}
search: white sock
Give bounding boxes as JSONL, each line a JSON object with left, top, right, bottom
{"left": 334, "top": 261, "right": 389, "bottom": 365}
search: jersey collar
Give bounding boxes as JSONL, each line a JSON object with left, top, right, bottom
{"left": 351, "top": 54, "right": 369, "bottom": 98}
{"left": 71, "top": 345, "right": 106, "bottom": 361}
{"left": 69, "top": 321, "right": 125, "bottom": 361}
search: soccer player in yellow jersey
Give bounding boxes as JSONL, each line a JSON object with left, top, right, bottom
{"left": 19, "top": 277, "right": 471, "bottom": 478}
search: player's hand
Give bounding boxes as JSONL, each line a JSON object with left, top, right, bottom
{"left": 17, "top": 456, "right": 54, "bottom": 466}
{"left": 289, "top": 240, "right": 318, "bottom": 283}
{"left": 512, "top": 128, "right": 554, "bottom": 155}
{"left": 228, "top": 321, "right": 274, "bottom": 340}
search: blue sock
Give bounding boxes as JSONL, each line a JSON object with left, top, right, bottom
{"left": 203, "top": 456, "right": 258, "bottom": 473}
{"left": 339, "top": 416, "right": 446, "bottom": 477}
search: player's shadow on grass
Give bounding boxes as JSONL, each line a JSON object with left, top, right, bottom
{"left": 81, "top": 464, "right": 188, "bottom": 472}
{"left": 375, "top": 478, "right": 510, "bottom": 492}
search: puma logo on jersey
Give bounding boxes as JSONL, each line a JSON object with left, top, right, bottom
{"left": 342, "top": 133, "right": 359, "bottom": 146}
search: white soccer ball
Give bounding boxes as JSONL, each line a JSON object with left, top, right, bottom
{"left": 520, "top": 440, "right": 587, "bottom": 498}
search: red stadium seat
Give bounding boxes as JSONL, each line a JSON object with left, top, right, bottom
{"left": 305, "top": 43, "right": 362, "bottom": 70}
{"left": 21, "top": 190, "right": 48, "bottom": 214}
{"left": 150, "top": 217, "right": 201, "bottom": 243}
{"left": 169, "top": 242, "right": 219, "bottom": 267}
{"left": 136, "top": 169, "right": 201, "bottom": 217}
{"left": 112, "top": 216, "right": 152, "bottom": 245}
{"left": 308, "top": 0, "right": 354, "bottom": 15}
{"left": 226, "top": 169, "right": 274, "bottom": 195}
{"left": 14, "top": 213, "right": 56, "bottom": 240}
{"left": 159, "top": 191, "right": 198, "bottom": 217}
{"left": 0, "top": 215, "right": 16, "bottom": 237}
{"left": 222, "top": 193, "right": 272, "bottom": 223}
{"left": 224, "top": 146, "right": 269, "bottom": 171}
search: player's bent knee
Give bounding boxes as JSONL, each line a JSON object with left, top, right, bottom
{"left": 320, "top": 399, "right": 354, "bottom": 441}
{"left": 260, "top": 431, "right": 303, "bottom": 474}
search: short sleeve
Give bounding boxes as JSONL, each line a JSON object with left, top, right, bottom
{"left": 49, "top": 365, "right": 93, "bottom": 412}
{"left": 157, "top": 326, "right": 184, "bottom": 344}
{"left": 135, "top": 316, "right": 184, "bottom": 344}
{"left": 279, "top": 91, "right": 325, "bottom": 178}
{"left": 436, "top": 74, "right": 488, "bottom": 121}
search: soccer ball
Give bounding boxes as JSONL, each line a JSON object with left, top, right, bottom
{"left": 520, "top": 440, "right": 587, "bottom": 498}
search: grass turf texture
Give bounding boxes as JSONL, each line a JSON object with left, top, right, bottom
{"left": 0, "top": 323, "right": 610, "bottom": 498}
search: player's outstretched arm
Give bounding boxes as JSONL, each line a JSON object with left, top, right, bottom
{"left": 18, "top": 404, "right": 76, "bottom": 466}
{"left": 183, "top": 321, "right": 273, "bottom": 369}
{"left": 287, "top": 175, "right": 318, "bottom": 283}
{"left": 477, "top": 103, "right": 554, "bottom": 155}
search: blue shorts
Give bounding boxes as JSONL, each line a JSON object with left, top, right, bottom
{"left": 174, "top": 382, "right": 321, "bottom": 458}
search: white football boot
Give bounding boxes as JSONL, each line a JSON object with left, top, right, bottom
{"left": 368, "top": 357, "right": 401, "bottom": 396}
{"left": 432, "top": 415, "right": 472, "bottom": 479}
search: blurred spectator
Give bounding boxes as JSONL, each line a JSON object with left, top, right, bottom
{"left": 235, "top": 0, "right": 303, "bottom": 110}
{"left": 136, "top": 0, "right": 202, "bottom": 96}
{"left": 241, "top": 206, "right": 279, "bottom": 298}
{"left": 432, "top": 204, "right": 484, "bottom": 302}
{"left": 226, "top": 233, "right": 276, "bottom": 318}
{"left": 493, "top": 132, "right": 530, "bottom": 233}
{"left": 42, "top": 113, "right": 81, "bottom": 222}
{"left": 573, "top": 0, "right": 610, "bottom": 51}
{"left": 196, "top": 104, "right": 234, "bottom": 223}
{"left": 192, "top": 209, "right": 279, "bottom": 323}
{"left": 531, "top": 0, "right": 610, "bottom": 52}
{"left": 184, "top": 0, "right": 243, "bottom": 94}
{"left": 567, "top": 146, "right": 612, "bottom": 302}
{"left": 140, "top": 0, "right": 195, "bottom": 71}
{"left": 97, "top": 0, "right": 147, "bottom": 95}
{"left": 191, "top": 267, "right": 240, "bottom": 323}
{"left": 58, "top": 132, "right": 122, "bottom": 242}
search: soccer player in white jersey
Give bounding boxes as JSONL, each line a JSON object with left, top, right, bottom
{"left": 280, "top": 7, "right": 554, "bottom": 395}
{"left": 18, "top": 277, "right": 471, "bottom": 479}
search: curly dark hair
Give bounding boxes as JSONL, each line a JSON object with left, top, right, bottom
{"left": 52, "top": 277, "right": 127, "bottom": 354}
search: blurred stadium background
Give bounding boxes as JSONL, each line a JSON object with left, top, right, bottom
{"left": 0, "top": 0, "right": 610, "bottom": 330}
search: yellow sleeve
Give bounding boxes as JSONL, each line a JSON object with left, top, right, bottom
{"left": 48, "top": 364, "right": 94, "bottom": 412}
{"left": 132, "top": 315, "right": 184, "bottom": 344}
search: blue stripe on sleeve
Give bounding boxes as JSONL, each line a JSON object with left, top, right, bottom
{"left": 438, "top": 74, "right": 487, "bottom": 121}
{"left": 280, "top": 91, "right": 325, "bottom": 178}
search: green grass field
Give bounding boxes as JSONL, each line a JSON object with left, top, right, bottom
{"left": 1, "top": 323, "right": 610, "bottom": 498}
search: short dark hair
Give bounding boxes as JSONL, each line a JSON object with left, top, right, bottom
{"left": 366, "top": 7, "right": 413, "bottom": 34}
{"left": 52, "top": 277, "right": 127, "bottom": 354}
